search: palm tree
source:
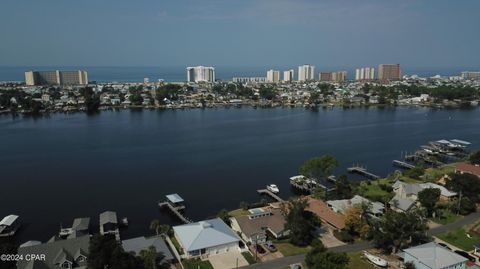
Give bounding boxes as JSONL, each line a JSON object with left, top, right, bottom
{"left": 150, "top": 219, "right": 162, "bottom": 236}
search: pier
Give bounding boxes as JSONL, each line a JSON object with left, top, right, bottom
{"left": 257, "top": 189, "right": 284, "bottom": 202}
{"left": 392, "top": 160, "right": 415, "bottom": 169}
{"left": 347, "top": 166, "right": 381, "bottom": 180}
{"left": 158, "top": 194, "right": 192, "bottom": 224}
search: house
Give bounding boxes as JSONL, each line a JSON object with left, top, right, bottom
{"left": 402, "top": 242, "right": 467, "bottom": 269}
{"left": 456, "top": 162, "right": 480, "bottom": 178}
{"left": 327, "top": 195, "right": 385, "bottom": 218}
{"left": 99, "top": 211, "right": 119, "bottom": 241}
{"left": 230, "top": 208, "right": 289, "bottom": 244}
{"left": 173, "top": 218, "right": 241, "bottom": 258}
{"left": 305, "top": 196, "right": 345, "bottom": 230}
{"left": 391, "top": 181, "right": 457, "bottom": 210}
{"left": 419, "top": 183, "right": 457, "bottom": 200}
{"left": 393, "top": 181, "right": 423, "bottom": 200}
{"left": 122, "top": 235, "right": 174, "bottom": 261}
{"left": 17, "top": 235, "right": 90, "bottom": 269}
{"left": 390, "top": 197, "right": 417, "bottom": 212}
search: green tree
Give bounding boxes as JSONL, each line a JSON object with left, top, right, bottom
{"left": 334, "top": 175, "right": 353, "bottom": 199}
{"left": 300, "top": 155, "right": 339, "bottom": 182}
{"left": 217, "top": 209, "right": 232, "bottom": 225}
{"left": 404, "top": 261, "right": 417, "bottom": 269}
{"left": 446, "top": 173, "right": 480, "bottom": 203}
{"left": 418, "top": 188, "right": 441, "bottom": 217}
{"left": 88, "top": 235, "right": 142, "bottom": 269}
{"left": 284, "top": 198, "right": 317, "bottom": 246}
{"left": 373, "top": 210, "right": 429, "bottom": 253}
{"left": 139, "top": 246, "right": 169, "bottom": 269}
{"left": 458, "top": 197, "right": 476, "bottom": 215}
{"left": 469, "top": 150, "right": 480, "bottom": 165}
{"left": 305, "top": 240, "right": 349, "bottom": 269}
{"left": 404, "top": 167, "right": 424, "bottom": 180}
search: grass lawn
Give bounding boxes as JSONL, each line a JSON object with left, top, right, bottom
{"left": 242, "top": 252, "right": 257, "bottom": 264}
{"left": 431, "top": 212, "right": 463, "bottom": 225}
{"left": 170, "top": 236, "right": 184, "bottom": 255}
{"left": 436, "top": 226, "right": 480, "bottom": 251}
{"left": 183, "top": 259, "right": 214, "bottom": 269}
{"left": 229, "top": 208, "right": 250, "bottom": 217}
{"left": 275, "top": 242, "right": 311, "bottom": 256}
{"left": 424, "top": 164, "right": 455, "bottom": 182}
{"left": 347, "top": 252, "right": 375, "bottom": 269}
{"left": 356, "top": 180, "right": 394, "bottom": 203}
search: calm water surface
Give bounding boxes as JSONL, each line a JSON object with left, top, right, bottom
{"left": 1, "top": 107, "right": 479, "bottom": 243}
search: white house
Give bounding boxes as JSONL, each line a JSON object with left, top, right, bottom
{"left": 173, "top": 218, "right": 241, "bottom": 258}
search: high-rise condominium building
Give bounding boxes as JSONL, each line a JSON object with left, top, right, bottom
{"left": 25, "top": 70, "right": 88, "bottom": 86}
{"left": 186, "top": 66, "right": 215, "bottom": 83}
{"left": 266, "top": 70, "right": 280, "bottom": 83}
{"left": 332, "top": 71, "right": 347, "bottom": 82}
{"left": 320, "top": 71, "right": 347, "bottom": 82}
{"left": 461, "top": 71, "right": 480, "bottom": 80}
{"left": 283, "top": 70, "right": 294, "bottom": 82}
{"left": 355, "top": 67, "right": 375, "bottom": 81}
{"left": 378, "top": 64, "right": 401, "bottom": 81}
{"left": 319, "top": 72, "right": 332, "bottom": 81}
{"left": 298, "top": 64, "right": 315, "bottom": 81}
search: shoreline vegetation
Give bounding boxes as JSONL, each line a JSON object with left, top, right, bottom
{"left": 0, "top": 80, "right": 479, "bottom": 115}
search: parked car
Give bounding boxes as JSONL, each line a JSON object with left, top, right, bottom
{"left": 255, "top": 244, "right": 266, "bottom": 254}
{"left": 454, "top": 250, "right": 476, "bottom": 262}
{"left": 438, "top": 242, "right": 451, "bottom": 250}
{"left": 291, "top": 264, "right": 302, "bottom": 269}
{"left": 264, "top": 241, "right": 277, "bottom": 252}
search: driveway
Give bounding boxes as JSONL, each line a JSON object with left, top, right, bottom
{"left": 316, "top": 226, "right": 346, "bottom": 248}
{"left": 209, "top": 251, "right": 249, "bottom": 269}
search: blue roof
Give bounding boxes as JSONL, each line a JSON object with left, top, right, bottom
{"left": 166, "top": 194, "right": 184, "bottom": 204}
{"left": 173, "top": 218, "right": 240, "bottom": 252}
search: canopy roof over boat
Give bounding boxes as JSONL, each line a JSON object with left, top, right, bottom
{"left": 450, "top": 139, "right": 471, "bottom": 145}
{"left": 0, "top": 215, "right": 19, "bottom": 226}
{"left": 166, "top": 193, "right": 184, "bottom": 204}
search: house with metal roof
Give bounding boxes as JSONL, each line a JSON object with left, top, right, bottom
{"left": 173, "top": 218, "right": 241, "bottom": 258}
{"left": 402, "top": 242, "right": 468, "bottom": 269}
{"left": 230, "top": 208, "right": 289, "bottom": 244}
{"left": 17, "top": 235, "right": 90, "bottom": 269}
{"left": 327, "top": 195, "right": 385, "bottom": 218}
{"left": 122, "top": 235, "right": 174, "bottom": 261}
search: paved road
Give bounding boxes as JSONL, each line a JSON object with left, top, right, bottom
{"left": 240, "top": 211, "right": 480, "bottom": 269}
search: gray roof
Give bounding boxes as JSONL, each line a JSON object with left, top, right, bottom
{"left": 403, "top": 242, "right": 467, "bottom": 269}
{"left": 393, "top": 181, "right": 423, "bottom": 196}
{"left": 166, "top": 194, "right": 184, "bottom": 204}
{"left": 17, "top": 235, "right": 90, "bottom": 269}
{"left": 99, "top": 211, "right": 117, "bottom": 225}
{"left": 19, "top": 241, "right": 42, "bottom": 248}
{"left": 0, "top": 214, "right": 19, "bottom": 226}
{"left": 327, "top": 195, "right": 385, "bottom": 216}
{"left": 390, "top": 197, "right": 416, "bottom": 212}
{"left": 173, "top": 218, "right": 240, "bottom": 252}
{"left": 72, "top": 218, "right": 90, "bottom": 232}
{"left": 232, "top": 209, "right": 287, "bottom": 238}
{"left": 122, "top": 236, "right": 174, "bottom": 260}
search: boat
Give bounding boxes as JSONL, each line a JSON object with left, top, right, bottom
{"left": 363, "top": 251, "right": 388, "bottom": 267}
{"left": 121, "top": 217, "right": 129, "bottom": 227}
{"left": 267, "top": 184, "right": 280, "bottom": 193}
{"left": 0, "top": 215, "right": 20, "bottom": 237}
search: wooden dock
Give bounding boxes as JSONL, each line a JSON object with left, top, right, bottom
{"left": 392, "top": 160, "right": 415, "bottom": 169}
{"left": 158, "top": 202, "right": 192, "bottom": 224}
{"left": 347, "top": 166, "right": 380, "bottom": 180}
{"left": 257, "top": 189, "right": 284, "bottom": 202}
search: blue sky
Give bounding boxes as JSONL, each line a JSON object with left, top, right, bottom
{"left": 1, "top": 0, "right": 479, "bottom": 69}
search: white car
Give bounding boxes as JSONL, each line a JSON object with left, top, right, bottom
{"left": 267, "top": 184, "right": 280, "bottom": 193}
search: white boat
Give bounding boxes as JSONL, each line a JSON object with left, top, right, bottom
{"left": 363, "top": 251, "right": 388, "bottom": 267}
{"left": 267, "top": 184, "right": 280, "bottom": 193}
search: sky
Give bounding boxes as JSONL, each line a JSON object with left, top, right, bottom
{"left": 1, "top": 0, "right": 480, "bottom": 70}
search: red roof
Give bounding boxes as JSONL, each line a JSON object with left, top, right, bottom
{"left": 306, "top": 196, "right": 345, "bottom": 230}
{"left": 456, "top": 162, "right": 480, "bottom": 177}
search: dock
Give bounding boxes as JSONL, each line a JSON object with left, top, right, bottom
{"left": 347, "top": 166, "right": 381, "bottom": 180}
{"left": 392, "top": 160, "right": 415, "bottom": 169}
{"left": 257, "top": 189, "right": 284, "bottom": 202}
{"left": 158, "top": 194, "right": 192, "bottom": 224}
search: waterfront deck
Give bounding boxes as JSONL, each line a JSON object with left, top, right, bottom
{"left": 257, "top": 189, "right": 284, "bottom": 202}
{"left": 347, "top": 166, "right": 380, "bottom": 180}
{"left": 158, "top": 201, "right": 191, "bottom": 223}
{"left": 392, "top": 160, "right": 415, "bottom": 169}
